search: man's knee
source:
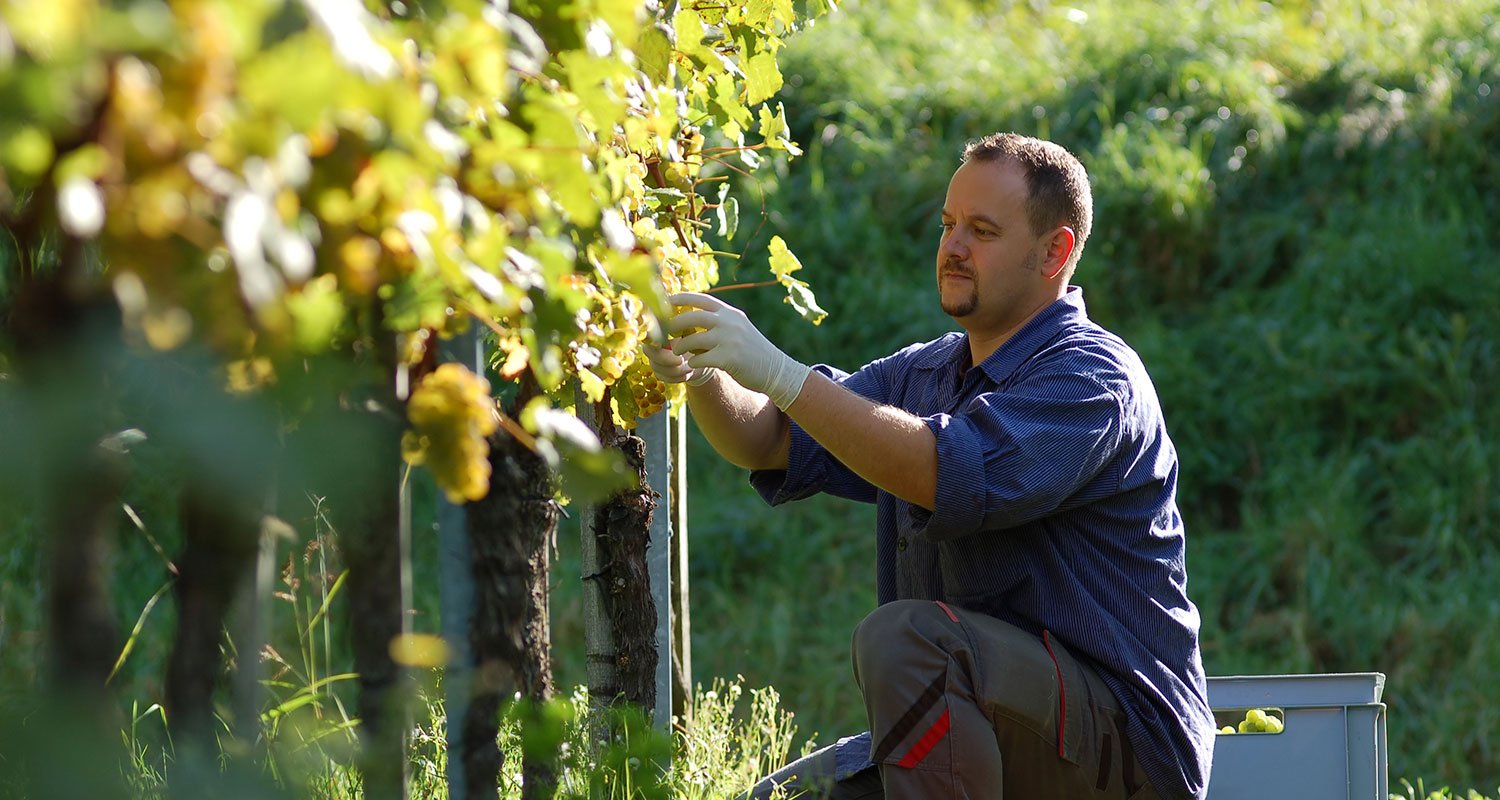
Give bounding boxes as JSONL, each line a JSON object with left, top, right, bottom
{"left": 852, "top": 600, "right": 957, "bottom": 680}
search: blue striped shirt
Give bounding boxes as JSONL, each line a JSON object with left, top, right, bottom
{"left": 750, "top": 287, "right": 1214, "bottom": 800}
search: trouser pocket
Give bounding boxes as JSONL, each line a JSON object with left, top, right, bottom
{"left": 852, "top": 600, "right": 1155, "bottom": 799}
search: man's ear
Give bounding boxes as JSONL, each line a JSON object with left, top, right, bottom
{"left": 1042, "top": 227, "right": 1076, "bottom": 280}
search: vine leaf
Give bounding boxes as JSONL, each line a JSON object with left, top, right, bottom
{"left": 758, "top": 103, "right": 802, "bottom": 155}
{"left": 715, "top": 182, "right": 739, "bottom": 239}
{"left": 634, "top": 21, "right": 674, "bottom": 84}
{"left": 768, "top": 235, "right": 826, "bottom": 325}
{"left": 743, "top": 48, "right": 783, "bottom": 105}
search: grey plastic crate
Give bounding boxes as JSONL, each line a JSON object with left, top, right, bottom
{"left": 1205, "top": 673, "right": 1388, "bottom": 800}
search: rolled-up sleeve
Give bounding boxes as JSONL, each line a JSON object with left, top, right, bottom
{"left": 917, "top": 369, "right": 1124, "bottom": 541}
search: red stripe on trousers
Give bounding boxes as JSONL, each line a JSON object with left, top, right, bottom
{"left": 935, "top": 600, "right": 959, "bottom": 622}
{"left": 897, "top": 709, "right": 951, "bottom": 769}
{"left": 1042, "top": 630, "right": 1067, "bottom": 759}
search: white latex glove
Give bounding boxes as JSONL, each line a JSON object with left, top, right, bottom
{"left": 666, "top": 292, "right": 811, "bottom": 410}
{"left": 640, "top": 340, "right": 717, "bottom": 387}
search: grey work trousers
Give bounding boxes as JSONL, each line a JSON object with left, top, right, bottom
{"left": 746, "top": 600, "right": 1161, "bottom": 799}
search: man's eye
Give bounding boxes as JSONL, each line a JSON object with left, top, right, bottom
{"left": 939, "top": 222, "right": 954, "bottom": 232}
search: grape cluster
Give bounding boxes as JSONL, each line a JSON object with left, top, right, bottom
{"left": 617, "top": 353, "right": 669, "bottom": 426}
{"left": 590, "top": 292, "right": 648, "bottom": 376}
{"left": 575, "top": 289, "right": 677, "bottom": 426}
{"left": 1217, "top": 707, "right": 1284, "bottom": 735}
{"left": 401, "top": 363, "right": 498, "bottom": 503}
{"left": 630, "top": 216, "right": 714, "bottom": 297}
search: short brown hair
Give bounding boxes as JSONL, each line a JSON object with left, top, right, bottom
{"left": 961, "top": 133, "right": 1093, "bottom": 275}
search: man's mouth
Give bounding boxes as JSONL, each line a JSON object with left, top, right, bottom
{"left": 941, "top": 259, "right": 972, "bottom": 282}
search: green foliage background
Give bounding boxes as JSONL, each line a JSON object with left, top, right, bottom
{"left": 640, "top": 0, "right": 1500, "bottom": 792}
{"left": 1, "top": 0, "right": 1497, "bottom": 795}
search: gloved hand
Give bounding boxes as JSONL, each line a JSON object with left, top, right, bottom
{"left": 640, "top": 339, "right": 717, "bottom": 387}
{"left": 665, "top": 292, "right": 812, "bottom": 410}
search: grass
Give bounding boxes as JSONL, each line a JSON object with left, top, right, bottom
{"left": 112, "top": 673, "right": 811, "bottom": 799}
{"left": 0, "top": 466, "right": 815, "bottom": 799}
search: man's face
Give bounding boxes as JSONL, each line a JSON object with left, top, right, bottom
{"left": 936, "top": 158, "right": 1054, "bottom": 338}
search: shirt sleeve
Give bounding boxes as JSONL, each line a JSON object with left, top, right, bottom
{"left": 749, "top": 361, "right": 889, "bottom": 506}
{"left": 913, "top": 364, "right": 1125, "bottom": 541}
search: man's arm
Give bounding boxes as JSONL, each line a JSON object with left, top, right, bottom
{"left": 782, "top": 370, "right": 937, "bottom": 510}
{"left": 682, "top": 369, "right": 790, "bottom": 471}
{"left": 661, "top": 292, "right": 937, "bottom": 509}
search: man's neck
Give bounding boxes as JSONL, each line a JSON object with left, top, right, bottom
{"left": 963, "top": 293, "right": 1062, "bottom": 367}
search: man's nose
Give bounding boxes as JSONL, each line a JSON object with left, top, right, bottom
{"left": 940, "top": 231, "right": 968, "bottom": 261}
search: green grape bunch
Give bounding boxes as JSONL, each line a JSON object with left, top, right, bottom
{"left": 594, "top": 292, "right": 649, "bottom": 380}
{"left": 1217, "top": 708, "right": 1284, "bottom": 735}
{"left": 401, "top": 363, "right": 498, "bottom": 503}
{"left": 569, "top": 287, "right": 680, "bottom": 428}
{"left": 613, "top": 352, "right": 671, "bottom": 429}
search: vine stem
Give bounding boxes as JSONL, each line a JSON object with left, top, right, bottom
{"left": 492, "top": 408, "right": 540, "bottom": 453}
{"left": 700, "top": 143, "right": 770, "bottom": 155}
{"left": 706, "top": 279, "right": 778, "bottom": 294}
{"left": 644, "top": 160, "right": 697, "bottom": 252}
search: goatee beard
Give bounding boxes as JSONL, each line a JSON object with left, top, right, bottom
{"left": 940, "top": 259, "right": 977, "bottom": 317}
{"left": 942, "top": 291, "right": 978, "bottom": 317}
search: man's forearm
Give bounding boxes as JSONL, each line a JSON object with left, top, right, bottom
{"left": 684, "top": 371, "right": 791, "bottom": 471}
{"left": 783, "top": 371, "right": 938, "bottom": 510}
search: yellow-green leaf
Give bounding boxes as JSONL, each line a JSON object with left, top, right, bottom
{"left": 743, "top": 49, "right": 783, "bottom": 105}
{"left": 746, "top": 0, "right": 796, "bottom": 30}
{"left": 769, "top": 236, "right": 824, "bottom": 324}
{"left": 559, "top": 51, "right": 630, "bottom": 131}
{"left": 767, "top": 234, "right": 801, "bottom": 279}
{"left": 672, "top": 9, "right": 724, "bottom": 75}
{"left": 711, "top": 72, "right": 755, "bottom": 128}
{"left": 0, "top": 126, "right": 55, "bottom": 178}
{"left": 758, "top": 102, "right": 802, "bottom": 156}
{"left": 633, "top": 20, "right": 673, "bottom": 84}
{"left": 782, "top": 277, "right": 826, "bottom": 325}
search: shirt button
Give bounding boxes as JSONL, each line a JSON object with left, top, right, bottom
{"left": 897, "top": 537, "right": 908, "bottom": 552}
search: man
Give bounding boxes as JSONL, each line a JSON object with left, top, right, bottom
{"left": 646, "top": 132, "right": 1215, "bottom": 799}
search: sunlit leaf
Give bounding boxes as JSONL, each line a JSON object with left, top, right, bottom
{"left": 710, "top": 72, "right": 755, "bottom": 128}
{"left": 758, "top": 101, "right": 802, "bottom": 155}
{"left": 746, "top": 0, "right": 797, "bottom": 30}
{"left": 767, "top": 234, "right": 802, "bottom": 279}
{"left": 715, "top": 182, "right": 739, "bottom": 239}
{"left": 672, "top": 9, "right": 714, "bottom": 65}
{"left": 633, "top": 21, "right": 673, "bottom": 84}
{"left": 285, "top": 274, "right": 346, "bottom": 352}
{"left": 560, "top": 51, "right": 630, "bottom": 131}
{"left": 240, "top": 32, "right": 351, "bottom": 137}
{"left": 5, "top": 0, "right": 93, "bottom": 58}
{"left": 769, "top": 236, "right": 825, "bottom": 324}
{"left": 1, "top": 126, "right": 54, "bottom": 178}
{"left": 742, "top": 48, "right": 783, "bottom": 105}
{"left": 781, "top": 277, "right": 827, "bottom": 325}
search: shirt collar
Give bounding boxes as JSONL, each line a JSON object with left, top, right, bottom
{"left": 912, "top": 286, "right": 1090, "bottom": 383}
